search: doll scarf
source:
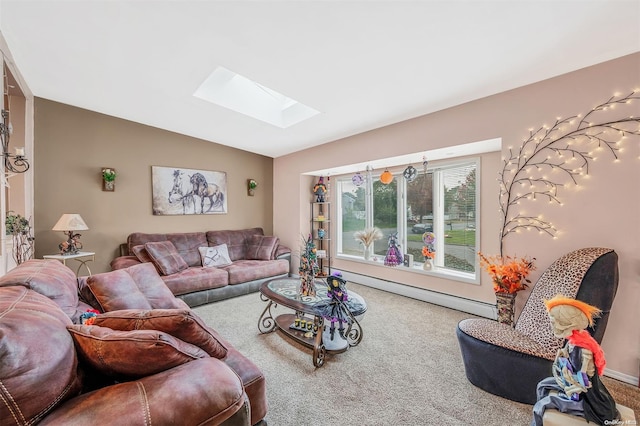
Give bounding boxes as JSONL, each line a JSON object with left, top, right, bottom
{"left": 567, "top": 329, "right": 606, "bottom": 375}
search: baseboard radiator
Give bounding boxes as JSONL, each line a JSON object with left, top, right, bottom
{"left": 337, "top": 270, "right": 497, "bottom": 319}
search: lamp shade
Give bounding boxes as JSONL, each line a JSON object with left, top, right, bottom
{"left": 52, "top": 214, "right": 88, "bottom": 231}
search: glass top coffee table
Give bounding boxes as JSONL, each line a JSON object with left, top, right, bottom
{"left": 258, "top": 277, "right": 366, "bottom": 367}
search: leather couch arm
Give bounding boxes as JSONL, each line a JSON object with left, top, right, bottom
{"left": 39, "top": 358, "right": 248, "bottom": 425}
{"left": 275, "top": 244, "right": 292, "bottom": 260}
{"left": 110, "top": 255, "right": 142, "bottom": 270}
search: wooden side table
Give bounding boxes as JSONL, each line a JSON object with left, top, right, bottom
{"left": 43, "top": 251, "right": 96, "bottom": 277}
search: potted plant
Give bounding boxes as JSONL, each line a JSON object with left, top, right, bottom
{"left": 247, "top": 179, "right": 258, "bottom": 196}
{"left": 478, "top": 252, "right": 536, "bottom": 327}
{"left": 5, "top": 211, "right": 34, "bottom": 265}
{"left": 102, "top": 168, "right": 116, "bottom": 191}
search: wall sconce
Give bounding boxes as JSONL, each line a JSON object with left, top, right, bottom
{"left": 102, "top": 168, "right": 116, "bottom": 191}
{"left": 0, "top": 109, "right": 29, "bottom": 174}
{"left": 247, "top": 179, "right": 258, "bottom": 196}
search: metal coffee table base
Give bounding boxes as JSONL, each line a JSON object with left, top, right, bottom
{"left": 257, "top": 296, "right": 363, "bottom": 368}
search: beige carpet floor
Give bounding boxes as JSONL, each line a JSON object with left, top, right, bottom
{"left": 194, "top": 282, "right": 639, "bottom": 425}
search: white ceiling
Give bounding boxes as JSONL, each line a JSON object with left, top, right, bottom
{"left": 1, "top": 1, "right": 638, "bottom": 158}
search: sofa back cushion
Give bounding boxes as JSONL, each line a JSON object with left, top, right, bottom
{"left": 83, "top": 263, "right": 189, "bottom": 312}
{"left": 245, "top": 235, "right": 280, "bottom": 260}
{"left": 127, "top": 232, "right": 207, "bottom": 267}
{"left": 0, "top": 259, "right": 79, "bottom": 320}
{"left": 86, "top": 268, "right": 153, "bottom": 311}
{"left": 206, "top": 228, "right": 264, "bottom": 261}
{"left": 68, "top": 324, "right": 208, "bottom": 379}
{"left": 144, "top": 241, "right": 190, "bottom": 275}
{"left": 0, "top": 286, "right": 82, "bottom": 424}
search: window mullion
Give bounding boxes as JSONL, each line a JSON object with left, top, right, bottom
{"left": 433, "top": 169, "right": 445, "bottom": 265}
{"left": 398, "top": 176, "right": 406, "bottom": 256}
{"left": 365, "top": 172, "right": 374, "bottom": 228}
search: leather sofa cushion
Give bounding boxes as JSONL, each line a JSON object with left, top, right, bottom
{"left": 161, "top": 266, "right": 228, "bottom": 296}
{"left": 132, "top": 244, "right": 154, "bottom": 264}
{"left": 245, "top": 235, "right": 279, "bottom": 260}
{"left": 68, "top": 324, "right": 208, "bottom": 378}
{"left": 0, "top": 287, "right": 82, "bottom": 424}
{"left": 85, "top": 263, "right": 189, "bottom": 312}
{"left": 36, "top": 358, "right": 246, "bottom": 426}
{"left": 145, "top": 241, "right": 190, "bottom": 275}
{"left": 86, "top": 268, "right": 153, "bottom": 311}
{"left": 223, "top": 259, "right": 290, "bottom": 285}
{"left": 207, "top": 227, "right": 264, "bottom": 261}
{"left": 223, "top": 346, "right": 268, "bottom": 425}
{"left": 166, "top": 233, "right": 208, "bottom": 267}
{"left": 109, "top": 255, "right": 141, "bottom": 271}
{"left": 93, "top": 309, "right": 228, "bottom": 359}
{"left": 127, "top": 232, "right": 208, "bottom": 267}
{"left": 0, "top": 259, "right": 79, "bottom": 320}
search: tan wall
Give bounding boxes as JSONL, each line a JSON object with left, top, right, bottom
{"left": 274, "top": 52, "right": 640, "bottom": 379}
{"left": 6, "top": 94, "right": 26, "bottom": 215}
{"left": 34, "top": 98, "right": 273, "bottom": 274}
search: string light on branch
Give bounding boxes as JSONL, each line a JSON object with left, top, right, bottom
{"left": 498, "top": 91, "right": 640, "bottom": 256}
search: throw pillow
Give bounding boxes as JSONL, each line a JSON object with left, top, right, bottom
{"left": 85, "top": 263, "right": 189, "bottom": 312}
{"left": 131, "top": 245, "right": 154, "bottom": 264}
{"left": 245, "top": 235, "right": 279, "bottom": 260}
{"left": 86, "top": 269, "right": 153, "bottom": 312}
{"left": 68, "top": 324, "right": 208, "bottom": 378}
{"left": 144, "top": 241, "right": 189, "bottom": 275}
{"left": 124, "top": 262, "right": 189, "bottom": 310}
{"left": 93, "top": 309, "right": 228, "bottom": 359}
{"left": 198, "top": 244, "right": 233, "bottom": 268}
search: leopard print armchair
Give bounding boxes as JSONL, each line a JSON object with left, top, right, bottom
{"left": 456, "top": 247, "right": 618, "bottom": 404}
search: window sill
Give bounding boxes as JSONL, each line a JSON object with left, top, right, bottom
{"left": 335, "top": 253, "right": 479, "bottom": 285}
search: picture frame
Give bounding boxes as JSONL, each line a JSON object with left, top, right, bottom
{"left": 151, "top": 166, "right": 227, "bottom": 215}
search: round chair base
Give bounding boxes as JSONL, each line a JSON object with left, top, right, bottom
{"left": 456, "top": 324, "right": 552, "bottom": 405}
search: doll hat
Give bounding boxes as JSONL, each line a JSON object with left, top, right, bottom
{"left": 544, "top": 294, "right": 601, "bottom": 326}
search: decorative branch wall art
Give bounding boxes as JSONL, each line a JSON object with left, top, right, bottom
{"left": 499, "top": 91, "right": 640, "bottom": 256}
{"left": 152, "top": 166, "right": 227, "bottom": 215}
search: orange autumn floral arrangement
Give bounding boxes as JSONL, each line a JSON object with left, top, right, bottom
{"left": 421, "top": 232, "right": 436, "bottom": 259}
{"left": 421, "top": 246, "right": 435, "bottom": 259}
{"left": 478, "top": 252, "right": 536, "bottom": 294}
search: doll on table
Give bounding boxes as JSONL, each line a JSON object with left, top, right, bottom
{"left": 531, "top": 295, "right": 620, "bottom": 426}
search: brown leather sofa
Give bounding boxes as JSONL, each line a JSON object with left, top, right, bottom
{"left": 0, "top": 259, "right": 268, "bottom": 425}
{"left": 111, "top": 227, "right": 291, "bottom": 307}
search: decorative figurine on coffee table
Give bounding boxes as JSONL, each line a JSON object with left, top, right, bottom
{"left": 531, "top": 295, "right": 620, "bottom": 426}
{"left": 298, "top": 234, "right": 318, "bottom": 297}
{"left": 384, "top": 232, "right": 403, "bottom": 267}
{"left": 315, "top": 271, "right": 351, "bottom": 350}
{"left": 313, "top": 176, "right": 327, "bottom": 202}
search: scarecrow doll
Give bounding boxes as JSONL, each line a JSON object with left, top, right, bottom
{"left": 313, "top": 176, "right": 327, "bottom": 202}
{"left": 531, "top": 295, "right": 619, "bottom": 425}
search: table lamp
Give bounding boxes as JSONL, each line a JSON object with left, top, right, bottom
{"left": 52, "top": 214, "right": 88, "bottom": 255}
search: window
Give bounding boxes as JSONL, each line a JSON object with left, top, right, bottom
{"left": 337, "top": 159, "right": 478, "bottom": 277}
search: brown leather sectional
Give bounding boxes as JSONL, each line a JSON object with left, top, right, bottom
{"left": 111, "top": 227, "right": 291, "bottom": 307}
{"left": 0, "top": 259, "right": 268, "bottom": 425}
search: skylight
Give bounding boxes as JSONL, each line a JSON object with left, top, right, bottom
{"left": 194, "top": 67, "right": 320, "bottom": 128}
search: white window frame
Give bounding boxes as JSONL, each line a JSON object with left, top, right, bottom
{"left": 336, "top": 158, "right": 480, "bottom": 283}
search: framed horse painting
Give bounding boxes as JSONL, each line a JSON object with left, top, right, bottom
{"left": 151, "top": 166, "right": 228, "bottom": 215}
